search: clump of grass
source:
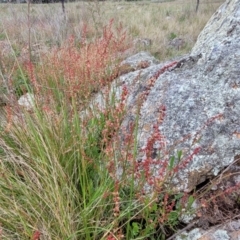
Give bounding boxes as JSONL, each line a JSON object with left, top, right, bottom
{"left": 0, "top": 21, "right": 129, "bottom": 239}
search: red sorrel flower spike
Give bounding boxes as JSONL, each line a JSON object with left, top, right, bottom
{"left": 32, "top": 230, "right": 41, "bottom": 240}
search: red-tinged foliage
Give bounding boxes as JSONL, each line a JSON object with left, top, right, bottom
{"left": 4, "top": 105, "right": 13, "bottom": 133}
{"left": 112, "top": 181, "right": 121, "bottom": 217}
{"left": 153, "top": 61, "right": 178, "bottom": 79}
{"left": 27, "top": 20, "right": 130, "bottom": 108}
{"left": 106, "top": 234, "right": 115, "bottom": 240}
{"left": 137, "top": 61, "right": 178, "bottom": 109}
{"left": 32, "top": 230, "right": 41, "bottom": 240}
{"left": 26, "top": 61, "right": 40, "bottom": 95}
{"left": 174, "top": 147, "right": 201, "bottom": 172}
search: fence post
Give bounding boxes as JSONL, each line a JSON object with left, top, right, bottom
{"left": 196, "top": 0, "right": 200, "bottom": 12}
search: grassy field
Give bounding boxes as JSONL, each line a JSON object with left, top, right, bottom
{"left": 0, "top": 0, "right": 224, "bottom": 61}
{"left": 0, "top": 0, "right": 227, "bottom": 239}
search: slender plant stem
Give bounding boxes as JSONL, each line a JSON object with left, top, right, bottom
{"left": 27, "top": 0, "right": 31, "bottom": 62}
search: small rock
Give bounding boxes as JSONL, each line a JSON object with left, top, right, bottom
{"left": 18, "top": 93, "right": 34, "bottom": 111}
{"left": 168, "top": 38, "right": 185, "bottom": 50}
{"left": 133, "top": 38, "right": 152, "bottom": 49}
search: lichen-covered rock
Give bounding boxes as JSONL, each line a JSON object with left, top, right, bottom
{"left": 175, "top": 220, "right": 240, "bottom": 240}
{"left": 89, "top": 51, "right": 162, "bottom": 111}
{"left": 117, "top": 0, "right": 240, "bottom": 192}
{"left": 191, "top": 0, "right": 240, "bottom": 63}
{"left": 18, "top": 93, "right": 35, "bottom": 111}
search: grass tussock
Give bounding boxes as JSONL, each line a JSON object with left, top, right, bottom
{"left": 0, "top": 22, "right": 128, "bottom": 239}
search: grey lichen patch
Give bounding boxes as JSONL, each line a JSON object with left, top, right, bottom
{"left": 120, "top": 51, "right": 160, "bottom": 69}
{"left": 213, "top": 230, "right": 230, "bottom": 240}
{"left": 88, "top": 0, "right": 240, "bottom": 195}
{"left": 117, "top": 0, "right": 240, "bottom": 192}
{"left": 175, "top": 228, "right": 202, "bottom": 240}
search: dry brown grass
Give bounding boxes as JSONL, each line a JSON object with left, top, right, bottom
{"left": 0, "top": 0, "right": 224, "bottom": 95}
{"left": 0, "top": 0, "right": 224, "bottom": 61}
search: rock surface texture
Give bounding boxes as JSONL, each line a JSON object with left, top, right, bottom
{"left": 91, "top": 1, "right": 240, "bottom": 237}
{"left": 114, "top": 0, "right": 240, "bottom": 193}
{"left": 175, "top": 219, "right": 240, "bottom": 240}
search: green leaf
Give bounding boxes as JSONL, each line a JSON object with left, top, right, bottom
{"left": 132, "top": 222, "right": 141, "bottom": 236}
{"left": 177, "top": 150, "right": 182, "bottom": 161}
{"left": 168, "top": 211, "right": 179, "bottom": 225}
{"left": 151, "top": 202, "right": 158, "bottom": 212}
{"left": 187, "top": 195, "right": 195, "bottom": 208}
{"left": 174, "top": 193, "right": 184, "bottom": 211}
{"left": 174, "top": 193, "right": 184, "bottom": 201}
{"left": 168, "top": 156, "right": 175, "bottom": 170}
